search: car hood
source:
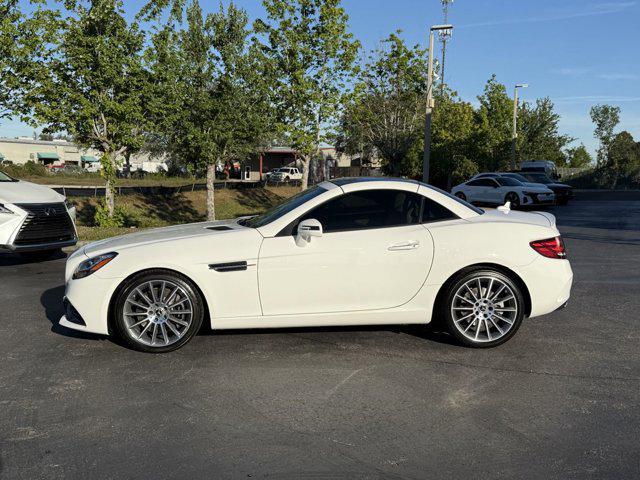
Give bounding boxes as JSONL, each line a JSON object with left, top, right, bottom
{"left": 0, "top": 180, "right": 66, "bottom": 204}
{"left": 83, "top": 218, "right": 251, "bottom": 257}
{"left": 470, "top": 208, "right": 556, "bottom": 228}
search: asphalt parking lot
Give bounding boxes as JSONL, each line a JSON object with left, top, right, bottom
{"left": 1, "top": 198, "right": 639, "bottom": 479}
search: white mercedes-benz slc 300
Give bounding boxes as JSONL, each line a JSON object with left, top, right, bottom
{"left": 61, "top": 177, "right": 572, "bottom": 353}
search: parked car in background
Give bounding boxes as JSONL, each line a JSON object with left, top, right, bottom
{"left": 516, "top": 172, "right": 573, "bottom": 205}
{"left": 0, "top": 170, "right": 77, "bottom": 259}
{"left": 520, "top": 161, "right": 559, "bottom": 180}
{"left": 268, "top": 167, "right": 302, "bottom": 182}
{"left": 452, "top": 176, "right": 555, "bottom": 208}
{"left": 473, "top": 172, "right": 556, "bottom": 204}
{"left": 60, "top": 177, "right": 572, "bottom": 352}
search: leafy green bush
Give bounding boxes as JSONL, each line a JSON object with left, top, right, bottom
{"left": 94, "top": 200, "right": 126, "bottom": 227}
{"left": 2, "top": 161, "right": 49, "bottom": 177}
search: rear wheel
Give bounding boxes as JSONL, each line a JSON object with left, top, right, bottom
{"left": 113, "top": 270, "right": 204, "bottom": 353}
{"left": 443, "top": 269, "right": 524, "bottom": 348}
{"left": 455, "top": 191, "right": 467, "bottom": 201}
{"left": 505, "top": 192, "right": 520, "bottom": 208}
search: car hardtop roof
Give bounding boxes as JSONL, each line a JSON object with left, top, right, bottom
{"left": 329, "top": 176, "right": 423, "bottom": 187}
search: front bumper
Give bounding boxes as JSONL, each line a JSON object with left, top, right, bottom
{"left": 524, "top": 193, "right": 556, "bottom": 206}
{"left": 60, "top": 273, "right": 119, "bottom": 335}
{"left": 0, "top": 203, "right": 77, "bottom": 252}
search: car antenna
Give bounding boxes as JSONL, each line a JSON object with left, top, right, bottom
{"left": 497, "top": 201, "right": 511, "bottom": 214}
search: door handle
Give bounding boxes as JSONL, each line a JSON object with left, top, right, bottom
{"left": 388, "top": 241, "right": 419, "bottom": 251}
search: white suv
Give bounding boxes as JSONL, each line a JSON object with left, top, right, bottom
{"left": 0, "top": 170, "right": 77, "bottom": 258}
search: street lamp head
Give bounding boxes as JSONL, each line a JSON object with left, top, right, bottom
{"left": 431, "top": 24, "right": 454, "bottom": 31}
{"left": 515, "top": 83, "right": 529, "bottom": 88}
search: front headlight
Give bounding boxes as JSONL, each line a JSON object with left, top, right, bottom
{"left": 73, "top": 252, "right": 118, "bottom": 279}
{"left": 0, "top": 204, "right": 15, "bottom": 214}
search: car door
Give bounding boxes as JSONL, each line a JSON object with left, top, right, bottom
{"left": 257, "top": 188, "right": 434, "bottom": 316}
{"left": 464, "top": 179, "right": 488, "bottom": 203}
{"left": 485, "top": 178, "right": 503, "bottom": 203}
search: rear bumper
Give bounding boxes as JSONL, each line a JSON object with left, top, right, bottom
{"left": 519, "top": 257, "right": 573, "bottom": 318}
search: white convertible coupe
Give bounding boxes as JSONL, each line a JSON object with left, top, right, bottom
{"left": 61, "top": 178, "right": 573, "bottom": 353}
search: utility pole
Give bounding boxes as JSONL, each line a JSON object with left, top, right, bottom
{"left": 439, "top": 0, "right": 454, "bottom": 96}
{"left": 422, "top": 24, "right": 453, "bottom": 184}
{"left": 510, "top": 83, "right": 528, "bottom": 170}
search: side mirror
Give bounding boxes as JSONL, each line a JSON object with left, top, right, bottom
{"left": 297, "top": 218, "right": 323, "bottom": 244}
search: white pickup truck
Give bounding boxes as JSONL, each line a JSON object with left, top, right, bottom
{"left": 268, "top": 167, "right": 303, "bottom": 182}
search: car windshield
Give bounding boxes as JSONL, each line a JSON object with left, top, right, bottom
{"left": 239, "top": 185, "right": 327, "bottom": 228}
{"left": 0, "top": 171, "right": 17, "bottom": 182}
{"left": 496, "top": 177, "right": 522, "bottom": 187}
{"left": 523, "top": 173, "right": 553, "bottom": 183}
{"left": 503, "top": 173, "right": 529, "bottom": 183}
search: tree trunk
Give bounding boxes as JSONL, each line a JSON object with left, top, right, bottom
{"left": 206, "top": 163, "right": 216, "bottom": 221}
{"left": 300, "top": 157, "right": 310, "bottom": 190}
{"left": 105, "top": 177, "right": 115, "bottom": 217}
{"left": 124, "top": 152, "right": 132, "bottom": 178}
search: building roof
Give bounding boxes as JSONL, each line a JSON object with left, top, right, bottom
{"left": 0, "top": 137, "right": 75, "bottom": 147}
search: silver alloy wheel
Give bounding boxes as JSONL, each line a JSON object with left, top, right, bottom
{"left": 123, "top": 280, "right": 194, "bottom": 347}
{"left": 451, "top": 275, "right": 518, "bottom": 343}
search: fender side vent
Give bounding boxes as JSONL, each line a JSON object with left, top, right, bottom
{"left": 209, "top": 261, "right": 247, "bottom": 272}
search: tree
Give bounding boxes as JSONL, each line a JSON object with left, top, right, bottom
{"left": 337, "top": 33, "right": 427, "bottom": 177}
{"left": 590, "top": 104, "right": 620, "bottom": 167}
{"left": 430, "top": 89, "right": 475, "bottom": 188}
{"left": 517, "top": 97, "right": 573, "bottom": 166}
{"left": 606, "top": 131, "right": 640, "bottom": 187}
{"left": 471, "top": 75, "right": 513, "bottom": 172}
{"left": 254, "top": 0, "right": 359, "bottom": 189}
{"left": 28, "top": 0, "right": 150, "bottom": 222}
{"left": 564, "top": 144, "right": 592, "bottom": 168}
{"left": 151, "top": 0, "right": 272, "bottom": 220}
{"left": 0, "top": 0, "right": 54, "bottom": 122}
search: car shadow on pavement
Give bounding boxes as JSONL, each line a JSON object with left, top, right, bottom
{"left": 0, "top": 249, "right": 67, "bottom": 266}
{"left": 40, "top": 285, "right": 106, "bottom": 341}
{"left": 200, "top": 323, "right": 460, "bottom": 347}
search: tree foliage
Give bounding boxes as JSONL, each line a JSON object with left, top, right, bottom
{"left": 254, "top": 0, "right": 359, "bottom": 188}
{"left": 590, "top": 104, "right": 621, "bottom": 166}
{"left": 26, "top": 0, "right": 150, "bottom": 222}
{"left": 149, "top": 0, "right": 272, "bottom": 220}
{"left": 337, "top": 33, "right": 427, "bottom": 177}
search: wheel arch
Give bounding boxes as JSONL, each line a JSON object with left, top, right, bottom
{"left": 431, "top": 262, "right": 532, "bottom": 323}
{"left": 107, "top": 267, "right": 211, "bottom": 335}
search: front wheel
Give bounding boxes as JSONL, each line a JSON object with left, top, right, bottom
{"left": 113, "top": 270, "right": 204, "bottom": 353}
{"left": 454, "top": 191, "right": 467, "bottom": 201}
{"left": 443, "top": 269, "right": 525, "bottom": 348}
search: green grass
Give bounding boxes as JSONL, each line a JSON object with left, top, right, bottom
{"left": 72, "top": 186, "right": 301, "bottom": 242}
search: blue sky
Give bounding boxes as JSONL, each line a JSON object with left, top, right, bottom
{"left": 4, "top": 0, "right": 640, "bottom": 156}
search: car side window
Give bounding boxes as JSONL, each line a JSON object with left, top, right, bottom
{"left": 421, "top": 197, "right": 458, "bottom": 223}
{"left": 467, "top": 179, "right": 485, "bottom": 186}
{"left": 297, "top": 189, "right": 422, "bottom": 234}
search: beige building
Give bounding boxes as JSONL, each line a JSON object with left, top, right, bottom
{"left": 0, "top": 137, "right": 167, "bottom": 172}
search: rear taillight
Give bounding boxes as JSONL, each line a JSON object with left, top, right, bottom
{"left": 530, "top": 236, "right": 567, "bottom": 259}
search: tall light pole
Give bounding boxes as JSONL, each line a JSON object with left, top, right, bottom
{"left": 423, "top": 24, "right": 453, "bottom": 184}
{"left": 510, "top": 83, "right": 528, "bottom": 170}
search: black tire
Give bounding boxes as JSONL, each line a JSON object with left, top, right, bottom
{"left": 505, "top": 192, "right": 520, "bottom": 209}
{"left": 284, "top": 176, "right": 290, "bottom": 181}
{"left": 442, "top": 268, "right": 525, "bottom": 348}
{"left": 455, "top": 191, "right": 467, "bottom": 201}
{"left": 19, "top": 248, "right": 62, "bottom": 262}
{"left": 112, "top": 269, "right": 204, "bottom": 353}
